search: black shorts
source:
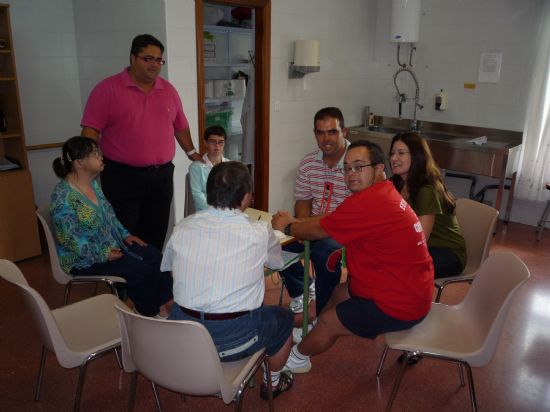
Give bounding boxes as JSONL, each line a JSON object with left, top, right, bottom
{"left": 335, "top": 294, "right": 424, "bottom": 339}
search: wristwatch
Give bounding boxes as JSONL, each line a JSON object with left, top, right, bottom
{"left": 186, "top": 148, "right": 197, "bottom": 157}
{"left": 284, "top": 223, "right": 292, "bottom": 236}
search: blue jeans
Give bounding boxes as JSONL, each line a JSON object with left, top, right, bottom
{"left": 71, "top": 244, "right": 173, "bottom": 317}
{"left": 169, "top": 303, "right": 293, "bottom": 362}
{"left": 280, "top": 238, "right": 343, "bottom": 314}
{"left": 429, "top": 247, "right": 464, "bottom": 278}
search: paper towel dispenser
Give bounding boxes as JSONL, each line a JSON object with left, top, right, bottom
{"left": 289, "top": 40, "right": 320, "bottom": 79}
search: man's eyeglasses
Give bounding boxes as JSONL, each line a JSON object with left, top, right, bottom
{"left": 135, "top": 55, "right": 166, "bottom": 65}
{"left": 207, "top": 139, "right": 225, "bottom": 146}
{"left": 339, "top": 164, "right": 374, "bottom": 174}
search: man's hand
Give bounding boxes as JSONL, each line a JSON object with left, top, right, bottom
{"left": 124, "top": 235, "right": 147, "bottom": 246}
{"left": 108, "top": 248, "right": 123, "bottom": 261}
{"left": 189, "top": 152, "right": 203, "bottom": 162}
{"left": 271, "top": 210, "right": 295, "bottom": 232}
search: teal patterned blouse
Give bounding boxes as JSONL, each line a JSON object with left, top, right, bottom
{"left": 50, "top": 179, "right": 130, "bottom": 272}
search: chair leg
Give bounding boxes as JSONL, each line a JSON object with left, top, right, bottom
{"left": 128, "top": 372, "right": 137, "bottom": 412}
{"left": 457, "top": 363, "right": 465, "bottom": 387}
{"left": 263, "top": 357, "right": 274, "bottom": 412}
{"left": 151, "top": 381, "right": 163, "bottom": 412}
{"left": 64, "top": 283, "right": 73, "bottom": 305}
{"left": 34, "top": 346, "right": 47, "bottom": 401}
{"left": 114, "top": 348, "right": 122, "bottom": 369}
{"left": 73, "top": 362, "right": 88, "bottom": 412}
{"left": 536, "top": 200, "right": 550, "bottom": 241}
{"left": 278, "top": 277, "right": 285, "bottom": 306}
{"left": 384, "top": 352, "right": 410, "bottom": 412}
{"left": 462, "top": 362, "right": 478, "bottom": 412}
{"left": 435, "top": 284, "right": 445, "bottom": 303}
{"left": 376, "top": 345, "right": 390, "bottom": 376}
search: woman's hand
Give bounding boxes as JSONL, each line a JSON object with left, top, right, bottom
{"left": 108, "top": 248, "right": 124, "bottom": 261}
{"left": 124, "top": 235, "right": 147, "bottom": 246}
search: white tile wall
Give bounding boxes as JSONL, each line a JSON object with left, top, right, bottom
{"left": 268, "top": 0, "right": 378, "bottom": 212}
{"left": 8, "top": 0, "right": 547, "bottom": 226}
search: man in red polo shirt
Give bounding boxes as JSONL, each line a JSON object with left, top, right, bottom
{"left": 81, "top": 34, "right": 201, "bottom": 250}
{"left": 272, "top": 140, "right": 434, "bottom": 373}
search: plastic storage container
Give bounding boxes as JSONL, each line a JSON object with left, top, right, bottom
{"left": 205, "top": 110, "right": 233, "bottom": 131}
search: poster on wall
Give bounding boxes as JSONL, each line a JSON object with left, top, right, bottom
{"left": 478, "top": 52, "right": 503, "bottom": 83}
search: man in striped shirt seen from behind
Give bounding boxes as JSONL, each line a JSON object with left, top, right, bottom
{"left": 162, "top": 161, "right": 294, "bottom": 400}
{"left": 280, "top": 107, "right": 351, "bottom": 339}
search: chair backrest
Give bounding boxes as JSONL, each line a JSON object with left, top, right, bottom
{"left": 36, "top": 204, "right": 72, "bottom": 285}
{"left": 455, "top": 198, "right": 499, "bottom": 275}
{"left": 184, "top": 173, "right": 196, "bottom": 217}
{"left": 458, "top": 250, "right": 529, "bottom": 366}
{"left": 0, "top": 259, "right": 71, "bottom": 361}
{"left": 114, "top": 304, "right": 235, "bottom": 402}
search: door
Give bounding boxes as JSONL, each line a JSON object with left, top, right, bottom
{"left": 195, "top": 0, "right": 271, "bottom": 210}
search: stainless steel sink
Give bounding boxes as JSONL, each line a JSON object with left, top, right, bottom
{"left": 365, "top": 126, "right": 408, "bottom": 135}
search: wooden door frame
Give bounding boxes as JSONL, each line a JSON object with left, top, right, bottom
{"left": 195, "top": 0, "right": 271, "bottom": 211}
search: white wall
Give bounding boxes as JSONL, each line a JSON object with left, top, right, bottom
{"left": 8, "top": 0, "right": 82, "bottom": 207}
{"left": 164, "top": 0, "right": 199, "bottom": 225}
{"left": 268, "top": 0, "right": 378, "bottom": 212}
{"left": 8, "top": 0, "right": 548, "bottom": 226}
{"left": 370, "top": 0, "right": 542, "bottom": 131}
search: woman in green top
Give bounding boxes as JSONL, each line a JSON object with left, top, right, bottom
{"left": 389, "top": 132, "right": 466, "bottom": 278}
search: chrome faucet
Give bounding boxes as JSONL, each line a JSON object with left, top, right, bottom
{"left": 393, "top": 67, "right": 423, "bottom": 131}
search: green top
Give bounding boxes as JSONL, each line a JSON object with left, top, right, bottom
{"left": 411, "top": 185, "right": 467, "bottom": 268}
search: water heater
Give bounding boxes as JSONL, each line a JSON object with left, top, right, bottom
{"left": 390, "top": 0, "right": 421, "bottom": 43}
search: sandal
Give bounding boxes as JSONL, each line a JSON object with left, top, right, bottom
{"left": 260, "top": 371, "right": 293, "bottom": 400}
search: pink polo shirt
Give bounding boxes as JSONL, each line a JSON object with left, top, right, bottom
{"left": 81, "top": 68, "right": 189, "bottom": 167}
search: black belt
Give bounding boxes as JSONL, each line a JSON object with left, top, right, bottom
{"left": 179, "top": 306, "right": 249, "bottom": 320}
{"left": 104, "top": 157, "right": 172, "bottom": 172}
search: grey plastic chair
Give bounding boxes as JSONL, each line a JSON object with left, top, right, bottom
{"left": 36, "top": 204, "right": 126, "bottom": 305}
{"left": 0, "top": 259, "right": 126, "bottom": 412}
{"left": 434, "top": 198, "right": 499, "bottom": 302}
{"left": 114, "top": 303, "right": 274, "bottom": 412}
{"left": 376, "top": 251, "right": 530, "bottom": 412}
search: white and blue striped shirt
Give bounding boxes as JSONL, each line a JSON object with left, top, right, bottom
{"left": 161, "top": 207, "right": 284, "bottom": 313}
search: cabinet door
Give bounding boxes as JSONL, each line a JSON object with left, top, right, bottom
{"left": 0, "top": 170, "right": 41, "bottom": 261}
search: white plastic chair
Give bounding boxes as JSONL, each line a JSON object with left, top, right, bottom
{"left": 114, "top": 303, "right": 274, "bottom": 412}
{"left": 376, "top": 251, "right": 530, "bottom": 412}
{"left": 0, "top": 259, "right": 125, "bottom": 412}
{"left": 36, "top": 204, "right": 126, "bottom": 305}
{"left": 434, "top": 198, "right": 499, "bottom": 302}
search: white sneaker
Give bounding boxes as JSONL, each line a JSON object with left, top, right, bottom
{"left": 288, "top": 283, "right": 316, "bottom": 314}
{"left": 292, "top": 324, "right": 313, "bottom": 344}
{"left": 282, "top": 350, "right": 312, "bottom": 374}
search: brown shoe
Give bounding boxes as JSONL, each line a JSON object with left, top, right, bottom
{"left": 260, "top": 371, "right": 293, "bottom": 400}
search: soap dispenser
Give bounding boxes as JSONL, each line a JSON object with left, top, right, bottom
{"left": 435, "top": 89, "right": 448, "bottom": 111}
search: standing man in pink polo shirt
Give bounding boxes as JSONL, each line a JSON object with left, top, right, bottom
{"left": 81, "top": 34, "right": 201, "bottom": 250}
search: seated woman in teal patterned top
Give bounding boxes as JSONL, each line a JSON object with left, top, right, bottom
{"left": 50, "top": 136, "right": 172, "bottom": 317}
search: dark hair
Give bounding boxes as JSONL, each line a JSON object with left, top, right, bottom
{"left": 52, "top": 136, "right": 98, "bottom": 178}
{"left": 207, "top": 161, "right": 251, "bottom": 209}
{"left": 314, "top": 107, "right": 345, "bottom": 129}
{"left": 130, "top": 34, "right": 164, "bottom": 56}
{"left": 348, "top": 140, "right": 384, "bottom": 166}
{"left": 204, "top": 125, "right": 227, "bottom": 141}
{"left": 389, "top": 132, "right": 456, "bottom": 213}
